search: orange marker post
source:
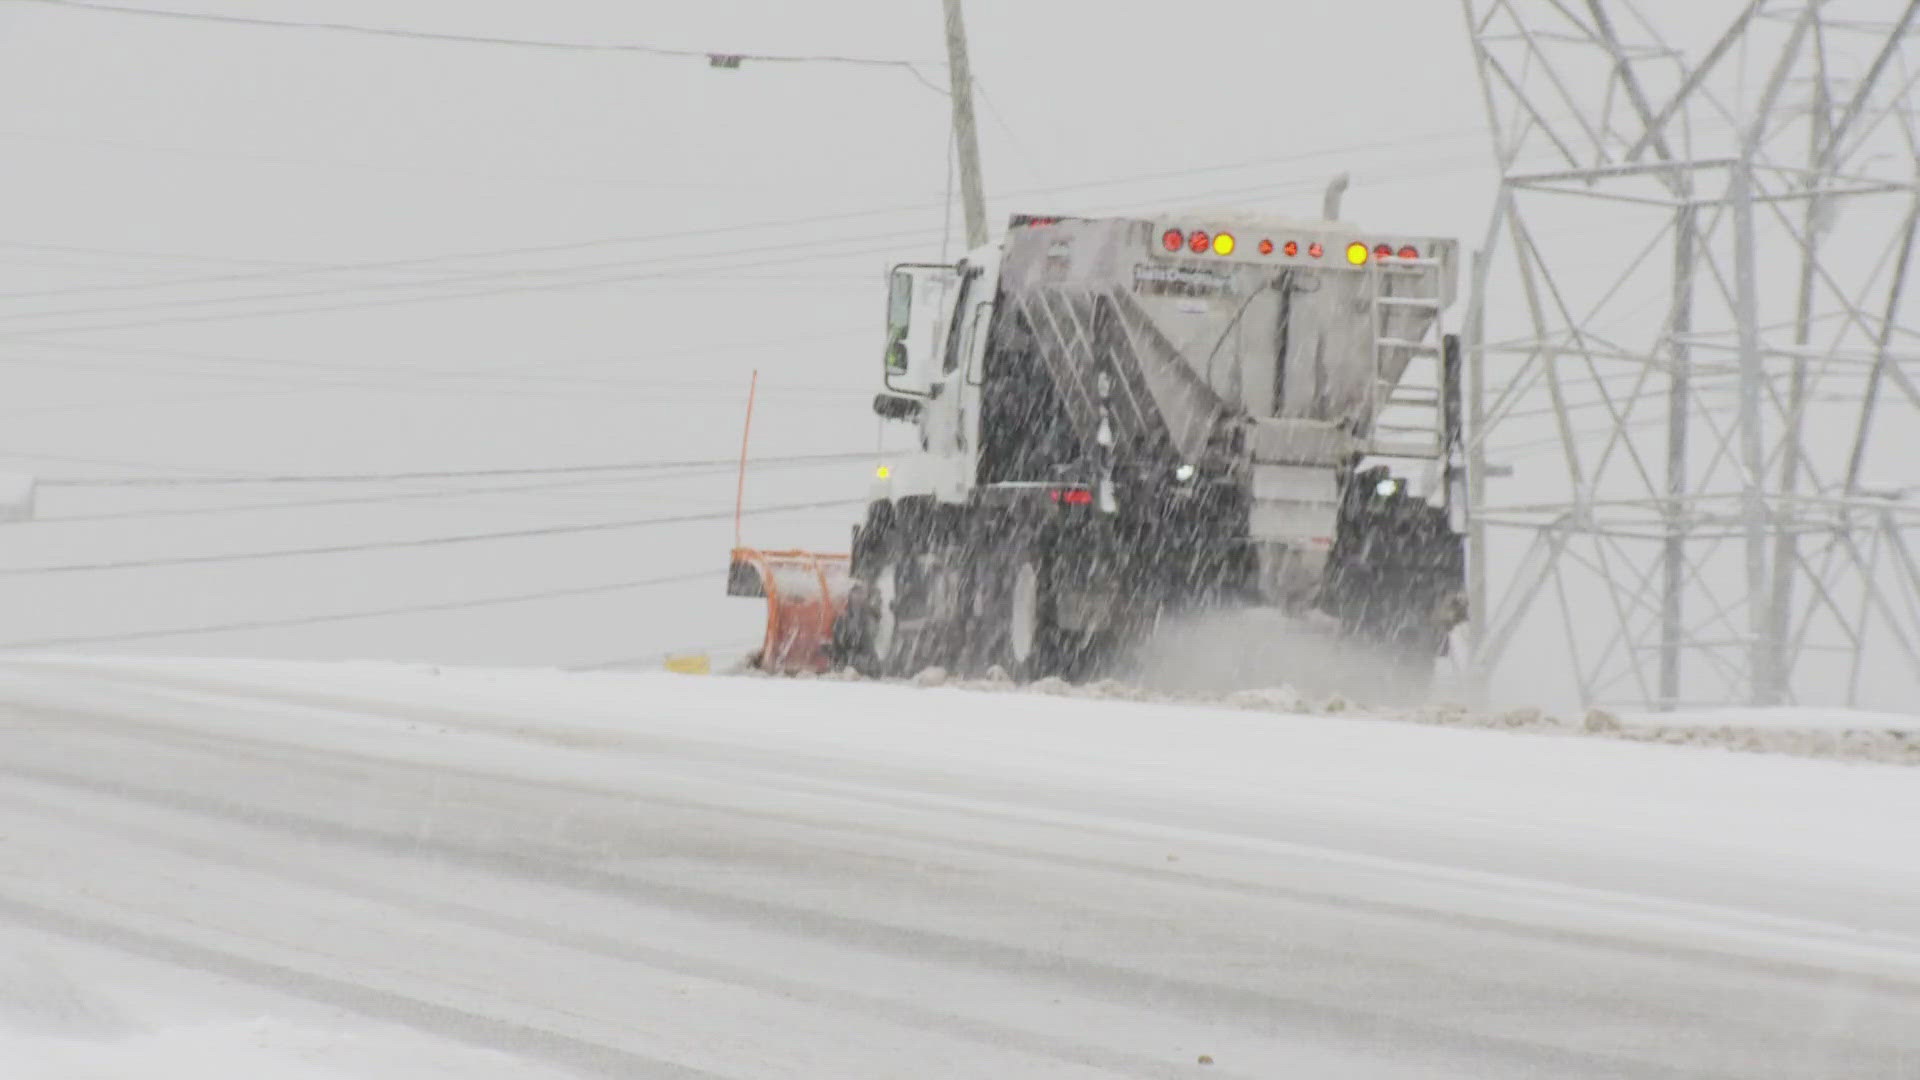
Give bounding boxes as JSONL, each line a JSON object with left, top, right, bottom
{"left": 734, "top": 369, "right": 758, "bottom": 548}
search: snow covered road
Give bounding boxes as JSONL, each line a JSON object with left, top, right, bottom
{"left": 0, "top": 659, "right": 1916, "bottom": 1078}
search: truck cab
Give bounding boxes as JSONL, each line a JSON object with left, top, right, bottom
{"left": 873, "top": 245, "right": 1001, "bottom": 506}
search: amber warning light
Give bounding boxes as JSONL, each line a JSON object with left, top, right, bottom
{"left": 1159, "top": 228, "right": 1376, "bottom": 263}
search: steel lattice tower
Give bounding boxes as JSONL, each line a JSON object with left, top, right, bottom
{"left": 1461, "top": 0, "right": 1920, "bottom": 709}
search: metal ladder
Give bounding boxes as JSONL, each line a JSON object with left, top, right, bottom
{"left": 1365, "top": 255, "right": 1449, "bottom": 460}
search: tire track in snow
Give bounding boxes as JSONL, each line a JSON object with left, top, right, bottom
{"left": 0, "top": 890, "right": 725, "bottom": 1080}
{"left": 0, "top": 773, "right": 1214, "bottom": 1080}
{"left": 19, "top": 664, "right": 1920, "bottom": 993}
{"left": 0, "top": 687, "right": 1857, "bottom": 1079}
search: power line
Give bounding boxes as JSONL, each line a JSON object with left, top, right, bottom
{"left": 0, "top": 361, "right": 863, "bottom": 423}
{"left": 0, "top": 329, "right": 873, "bottom": 398}
{"left": 0, "top": 496, "right": 864, "bottom": 576}
{"left": 0, "top": 238, "right": 322, "bottom": 269}
{"left": 0, "top": 126, "right": 796, "bottom": 209}
{"left": 39, "top": 474, "right": 660, "bottom": 524}
{"left": 33, "top": 455, "right": 861, "bottom": 524}
{"left": 25, "top": 0, "right": 949, "bottom": 78}
{"left": 0, "top": 145, "right": 1543, "bottom": 336}
{"left": 0, "top": 149, "right": 1524, "bottom": 339}
{"left": 0, "top": 249, "right": 293, "bottom": 279}
{"left": 0, "top": 229, "right": 934, "bottom": 336}
{"left": 0, "top": 127, "right": 1501, "bottom": 317}
{"left": 14, "top": 199, "right": 932, "bottom": 302}
{"left": 0, "top": 171, "right": 1338, "bottom": 335}
{"left": 40, "top": 450, "right": 872, "bottom": 487}
{"left": 0, "top": 235, "right": 456, "bottom": 303}
{"left": 0, "top": 134, "right": 1528, "bottom": 337}
{"left": 0, "top": 567, "right": 724, "bottom": 651}
{"left": 0, "top": 232, "right": 904, "bottom": 325}
{"left": 0, "top": 445, "right": 255, "bottom": 479}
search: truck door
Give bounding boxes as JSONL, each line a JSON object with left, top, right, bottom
{"left": 927, "top": 255, "right": 999, "bottom": 502}
{"left": 959, "top": 295, "right": 993, "bottom": 471}
{"left": 881, "top": 264, "right": 956, "bottom": 399}
{"left": 924, "top": 266, "right": 981, "bottom": 458}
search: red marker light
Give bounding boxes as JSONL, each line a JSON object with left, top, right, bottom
{"left": 1398, "top": 245, "right": 1420, "bottom": 260}
{"left": 1162, "top": 229, "right": 1184, "bottom": 252}
{"left": 1284, "top": 240, "right": 1299, "bottom": 257}
{"left": 1189, "top": 230, "right": 1210, "bottom": 254}
{"left": 1258, "top": 238, "right": 1274, "bottom": 255}
{"left": 1374, "top": 243, "right": 1393, "bottom": 259}
{"left": 1308, "top": 242, "right": 1324, "bottom": 258}
{"left": 1049, "top": 487, "right": 1094, "bottom": 506}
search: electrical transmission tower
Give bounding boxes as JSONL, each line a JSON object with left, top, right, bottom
{"left": 1462, "top": 0, "right": 1920, "bottom": 710}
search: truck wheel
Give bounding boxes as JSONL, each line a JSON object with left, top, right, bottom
{"left": 850, "top": 556, "right": 926, "bottom": 678}
{"left": 1007, "top": 561, "right": 1043, "bottom": 670}
{"left": 989, "top": 539, "right": 1066, "bottom": 680}
{"left": 869, "top": 560, "right": 904, "bottom": 672}
{"left": 837, "top": 527, "right": 910, "bottom": 679}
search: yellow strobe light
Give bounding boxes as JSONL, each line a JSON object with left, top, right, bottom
{"left": 875, "top": 464, "right": 891, "bottom": 479}
{"left": 1346, "top": 242, "right": 1370, "bottom": 265}
{"left": 1212, "top": 232, "right": 1236, "bottom": 256}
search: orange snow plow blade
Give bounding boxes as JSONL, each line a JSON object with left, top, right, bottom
{"left": 727, "top": 547, "right": 853, "bottom": 674}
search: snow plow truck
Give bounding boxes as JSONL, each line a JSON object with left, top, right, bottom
{"left": 729, "top": 211, "right": 1468, "bottom": 683}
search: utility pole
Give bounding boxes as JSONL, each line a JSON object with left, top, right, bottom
{"left": 941, "top": 0, "right": 989, "bottom": 250}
